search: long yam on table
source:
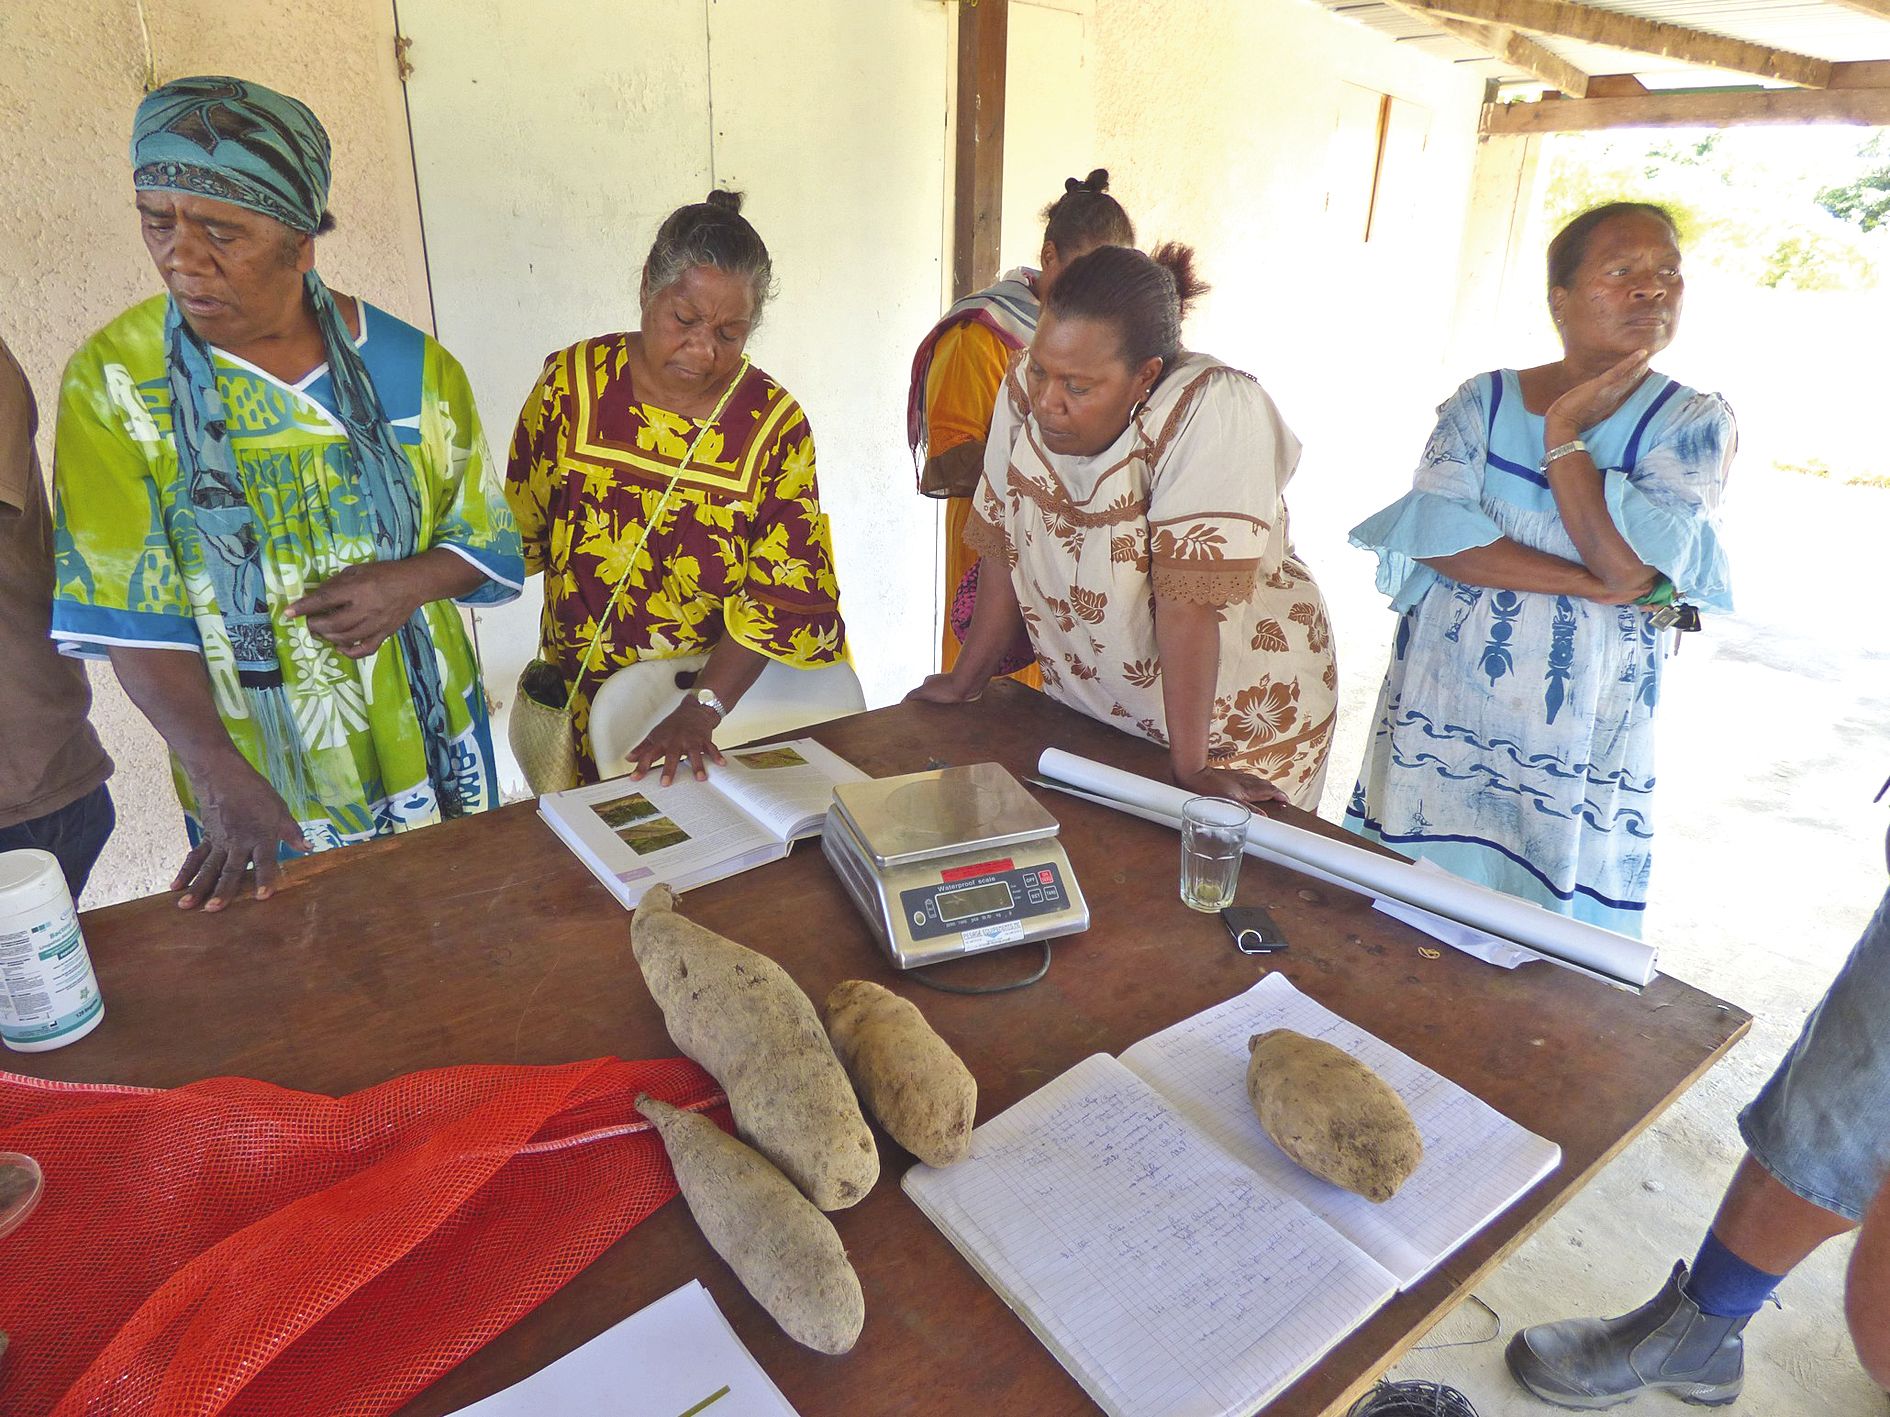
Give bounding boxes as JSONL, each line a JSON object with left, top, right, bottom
{"left": 825, "top": 980, "right": 976, "bottom": 1168}
{"left": 637, "top": 1095, "right": 865, "bottom": 1354}
{"left": 631, "top": 884, "right": 879, "bottom": 1210}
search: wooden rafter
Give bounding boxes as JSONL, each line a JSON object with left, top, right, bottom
{"left": 1383, "top": 0, "right": 1591, "bottom": 94}
{"left": 1826, "top": 0, "right": 1890, "bottom": 21}
{"left": 1484, "top": 75, "right": 1890, "bottom": 132}
{"left": 1404, "top": 0, "right": 1834, "bottom": 87}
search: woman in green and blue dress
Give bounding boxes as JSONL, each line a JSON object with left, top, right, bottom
{"left": 52, "top": 76, "right": 521, "bottom": 911}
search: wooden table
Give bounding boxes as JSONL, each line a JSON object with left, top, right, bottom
{"left": 12, "top": 684, "right": 1749, "bottom": 1416}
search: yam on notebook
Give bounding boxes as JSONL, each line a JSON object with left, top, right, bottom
{"left": 1245, "top": 1029, "right": 1423, "bottom": 1204}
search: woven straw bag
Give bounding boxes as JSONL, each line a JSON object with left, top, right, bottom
{"left": 506, "top": 357, "right": 750, "bottom": 797}
{"left": 508, "top": 658, "right": 582, "bottom": 795}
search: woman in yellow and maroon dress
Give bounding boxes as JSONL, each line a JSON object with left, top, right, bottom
{"left": 506, "top": 192, "right": 846, "bottom": 784}
{"left": 908, "top": 170, "right": 1135, "bottom": 685}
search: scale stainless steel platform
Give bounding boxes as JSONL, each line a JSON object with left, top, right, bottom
{"left": 820, "top": 762, "right": 1090, "bottom": 969}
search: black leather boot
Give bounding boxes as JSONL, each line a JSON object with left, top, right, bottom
{"left": 1505, "top": 1261, "right": 1749, "bottom": 1409}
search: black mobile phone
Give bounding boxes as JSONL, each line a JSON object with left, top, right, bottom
{"left": 1221, "top": 904, "right": 1288, "bottom": 954}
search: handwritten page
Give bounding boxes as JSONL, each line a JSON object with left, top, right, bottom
{"left": 444, "top": 1280, "right": 798, "bottom": 1416}
{"left": 1119, "top": 974, "right": 1561, "bottom": 1289}
{"left": 902, "top": 1054, "right": 1397, "bottom": 1417}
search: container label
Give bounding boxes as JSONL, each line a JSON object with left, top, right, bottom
{"left": 960, "top": 919, "right": 1027, "bottom": 950}
{"left": 0, "top": 902, "right": 105, "bottom": 1045}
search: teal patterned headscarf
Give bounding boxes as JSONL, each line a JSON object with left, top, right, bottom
{"left": 132, "top": 77, "right": 466, "bottom": 821}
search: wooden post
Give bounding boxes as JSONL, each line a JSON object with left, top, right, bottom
{"left": 952, "top": 0, "right": 1009, "bottom": 301}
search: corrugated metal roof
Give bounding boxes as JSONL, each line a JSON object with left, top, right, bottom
{"left": 1320, "top": 0, "right": 1890, "bottom": 90}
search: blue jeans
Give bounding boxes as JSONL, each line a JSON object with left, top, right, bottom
{"left": 0, "top": 783, "right": 115, "bottom": 901}
{"left": 1739, "top": 880, "right": 1890, "bottom": 1223}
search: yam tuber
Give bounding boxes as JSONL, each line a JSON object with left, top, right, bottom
{"left": 632, "top": 884, "right": 878, "bottom": 1209}
{"left": 1245, "top": 1028, "right": 1423, "bottom": 1203}
{"left": 825, "top": 980, "right": 977, "bottom": 1168}
{"left": 637, "top": 1094, "right": 865, "bottom": 1354}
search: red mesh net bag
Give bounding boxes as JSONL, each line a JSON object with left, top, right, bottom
{"left": 0, "top": 1057, "right": 727, "bottom": 1417}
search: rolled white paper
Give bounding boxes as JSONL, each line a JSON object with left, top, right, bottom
{"left": 1037, "top": 748, "right": 1658, "bottom": 988}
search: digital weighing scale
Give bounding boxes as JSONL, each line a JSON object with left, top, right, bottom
{"left": 821, "top": 762, "right": 1090, "bottom": 969}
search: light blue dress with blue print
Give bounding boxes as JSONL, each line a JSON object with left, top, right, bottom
{"left": 1344, "top": 369, "right": 1734, "bottom": 936}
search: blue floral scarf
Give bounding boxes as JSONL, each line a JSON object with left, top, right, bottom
{"left": 136, "top": 76, "right": 462, "bottom": 817}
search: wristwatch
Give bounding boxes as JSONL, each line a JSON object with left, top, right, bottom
{"left": 1541, "top": 438, "right": 1588, "bottom": 471}
{"left": 692, "top": 686, "right": 726, "bottom": 722}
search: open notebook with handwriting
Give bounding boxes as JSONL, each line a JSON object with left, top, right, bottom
{"left": 902, "top": 974, "right": 1560, "bottom": 1417}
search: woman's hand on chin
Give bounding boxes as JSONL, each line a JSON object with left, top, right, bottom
{"left": 1545, "top": 349, "right": 1651, "bottom": 438}
{"left": 905, "top": 672, "right": 982, "bottom": 705}
{"left": 1172, "top": 763, "right": 1289, "bottom": 813}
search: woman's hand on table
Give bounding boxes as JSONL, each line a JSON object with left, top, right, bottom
{"left": 628, "top": 700, "right": 725, "bottom": 786}
{"left": 174, "top": 751, "right": 310, "bottom": 911}
{"left": 905, "top": 672, "right": 984, "bottom": 705}
{"left": 1172, "top": 763, "right": 1289, "bottom": 814}
{"left": 1544, "top": 350, "right": 1652, "bottom": 444}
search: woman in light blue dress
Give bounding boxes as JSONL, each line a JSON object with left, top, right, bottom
{"left": 1345, "top": 203, "right": 1734, "bottom": 936}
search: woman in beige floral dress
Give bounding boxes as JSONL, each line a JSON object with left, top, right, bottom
{"left": 909, "top": 244, "right": 1337, "bottom": 809}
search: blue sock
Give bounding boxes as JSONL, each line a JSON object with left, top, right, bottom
{"left": 1685, "top": 1230, "right": 1786, "bottom": 1319}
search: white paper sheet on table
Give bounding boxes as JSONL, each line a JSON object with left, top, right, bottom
{"left": 1372, "top": 858, "right": 1546, "bottom": 970}
{"left": 1035, "top": 749, "right": 1657, "bottom": 988}
{"left": 444, "top": 1280, "right": 799, "bottom": 1417}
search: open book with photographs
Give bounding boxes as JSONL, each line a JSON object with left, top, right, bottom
{"left": 537, "top": 738, "right": 869, "bottom": 909}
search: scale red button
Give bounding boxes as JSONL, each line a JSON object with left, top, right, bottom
{"left": 1038, "top": 870, "right": 1054, "bottom": 884}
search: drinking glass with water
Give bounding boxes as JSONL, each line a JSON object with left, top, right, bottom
{"left": 1180, "top": 796, "right": 1251, "bottom": 912}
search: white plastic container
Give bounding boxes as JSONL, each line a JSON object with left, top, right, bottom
{"left": 0, "top": 848, "right": 105, "bottom": 1052}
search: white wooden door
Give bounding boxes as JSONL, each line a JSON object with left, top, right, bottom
{"left": 399, "top": 0, "right": 950, "bottom": 793}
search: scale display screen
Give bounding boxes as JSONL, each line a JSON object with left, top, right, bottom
{"left": 935, "top": 879, "right": 1014, "bottom": 923}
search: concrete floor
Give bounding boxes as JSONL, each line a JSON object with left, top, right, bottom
{"left": 1313, "top": 468, "right": 1890, "bottom": 1415}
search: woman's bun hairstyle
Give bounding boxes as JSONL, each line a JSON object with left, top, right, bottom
{"left": 1149, "top": 241, "right": 1209, "bottom": 321}
{"left": 1043, "top": 167, "right": 1136, "bottom": 253}
{"left": 644, "top": 190, "right": 775, "bottom": 324}
{"left": 1043, "top": 242, "right": 1206, "bottom": 369}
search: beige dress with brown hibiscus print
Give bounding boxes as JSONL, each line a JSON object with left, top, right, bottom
{"left": 965, "top": 351, "right": 1338, "bottom": 808}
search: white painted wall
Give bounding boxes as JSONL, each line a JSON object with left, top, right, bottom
{"left": 706, "top": 0, "right": 949, "bottom": 718}
{"left": 1002, "top": 0, "right": 1099, "bottom": 277}
{"left": 400, "top": 0, "right": 950, "bottom": 796}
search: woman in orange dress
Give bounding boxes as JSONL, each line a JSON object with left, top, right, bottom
{"left": 908, "top": 170, "right": 1135, "bottom": 684}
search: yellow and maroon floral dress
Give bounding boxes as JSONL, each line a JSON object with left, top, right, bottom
{"left": 506, "top": 338, "right": 845, "bottom": 779}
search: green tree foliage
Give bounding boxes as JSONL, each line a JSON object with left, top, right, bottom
{"left": 1539, "top": 127, "right": 1887, "bottom": 292}
{"left": 1817, "top": 133, "right": 1890, "bottom": 234}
